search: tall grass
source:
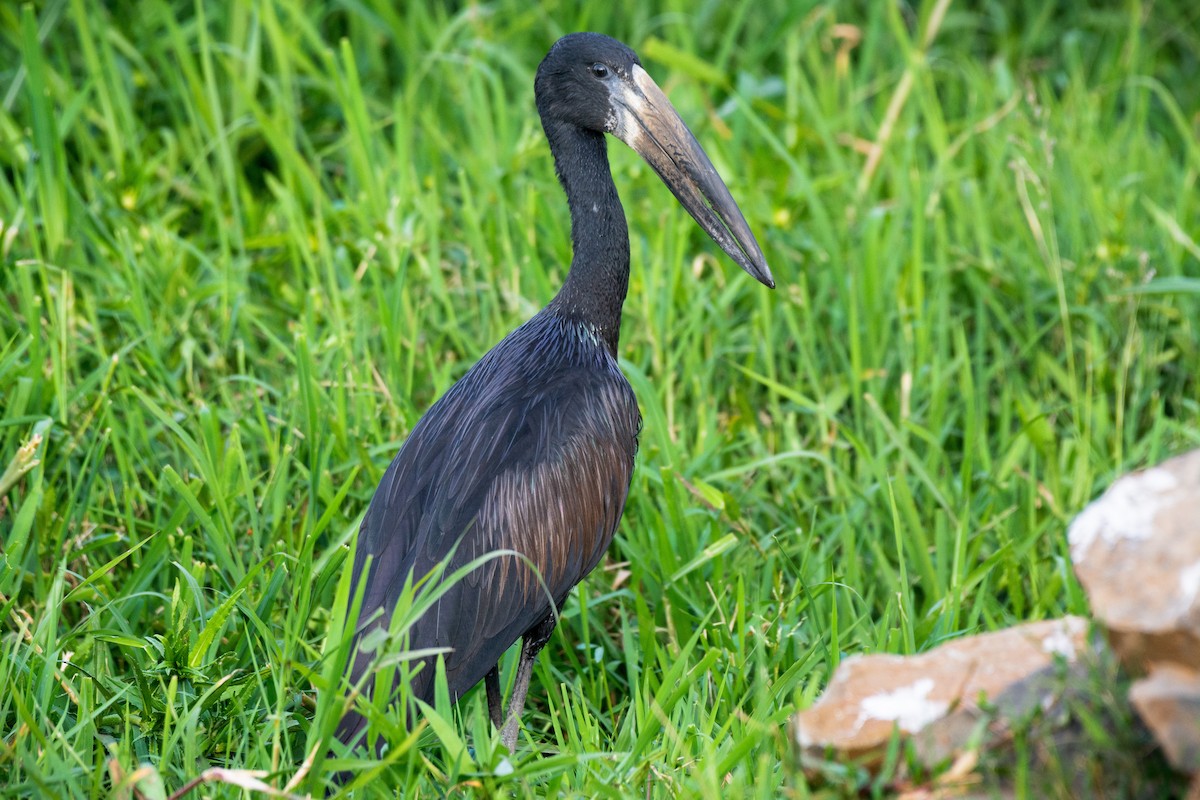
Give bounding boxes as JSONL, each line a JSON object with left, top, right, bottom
{"left": 1, "top": 0, "right": 1198, "bottom": 796}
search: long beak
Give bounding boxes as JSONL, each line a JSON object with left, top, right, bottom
{"left": 610, "top": 65, "right": 774, "bottom": 289}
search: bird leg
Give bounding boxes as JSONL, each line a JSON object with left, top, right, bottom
{"left": 500, "top": 611, "right": 557, "bottom": 751}
{"left": 499, "top": 648, "right": 537, "bottom": 751}
{"left": 485, "top": 666, "right": 504, "bottom": 730}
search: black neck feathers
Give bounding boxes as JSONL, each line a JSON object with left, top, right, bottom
{"left": 542, "top": 118, "right": 630, "bottom": 355}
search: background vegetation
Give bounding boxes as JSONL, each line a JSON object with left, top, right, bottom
{"left": 2, "top": 0, "right": 1198, "bottom": 796}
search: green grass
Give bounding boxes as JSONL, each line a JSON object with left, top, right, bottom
{"left": 2, "top": 0, "right": 1198, "bottom": 796}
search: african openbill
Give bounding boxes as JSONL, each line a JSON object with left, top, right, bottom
{"left": 336, "top": 32, "right": 774, "bottom": 755}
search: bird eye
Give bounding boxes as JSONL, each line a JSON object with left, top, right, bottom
{"left": 590, "top": 63, "right": 610, "bottom": 78}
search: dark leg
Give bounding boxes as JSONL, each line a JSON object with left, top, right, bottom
{"left": 485, "top": 665, "right": 503, "bottom": 730}
{"left": 501, "top": 611, "right": 557, "bottom": 751}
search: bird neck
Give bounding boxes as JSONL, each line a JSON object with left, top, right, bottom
{"left": 543, "top": 121, "right": 630, "bottom": 356}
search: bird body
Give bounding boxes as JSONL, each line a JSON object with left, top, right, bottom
{"left": 336, "top": 32, "right": 773, "bottom": 757}
{"left": 345, "top": 308, "right": 639, "bottom": 713}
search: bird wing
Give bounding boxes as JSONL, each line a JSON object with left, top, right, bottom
{"left": 344, "top": 348, "right": 639, "bottom": 709}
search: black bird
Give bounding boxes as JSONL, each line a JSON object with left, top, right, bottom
{"left": 336, "top": 32, "right": 774, "bottom": 755}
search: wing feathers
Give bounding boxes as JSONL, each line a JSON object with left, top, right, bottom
{"left": 343, "top": 315, "right": 640, "bottom": 718}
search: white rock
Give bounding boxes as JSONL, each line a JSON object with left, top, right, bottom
{"left": 1069, "top": 449, "right": 1200, "bottom": 671}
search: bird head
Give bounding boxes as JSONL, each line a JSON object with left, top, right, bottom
{"left": 536, "top": 33, "right": 774, "bottom": 289}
